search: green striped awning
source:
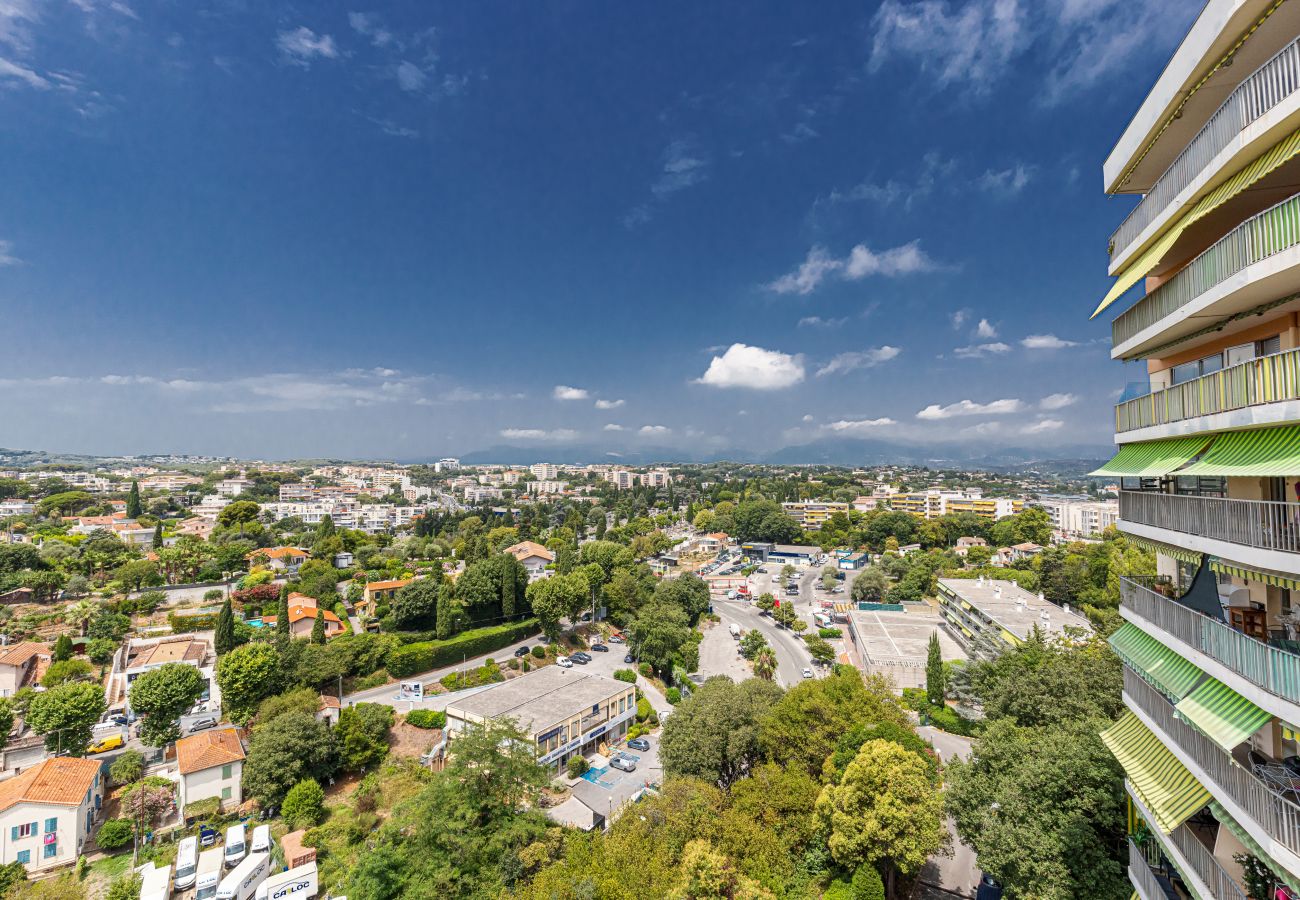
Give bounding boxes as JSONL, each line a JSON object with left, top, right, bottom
{"left": 1110, "top": 623, "right": 1205, "bottom": 700}
{"left": 1179, "top": 424, "right": 1300, "bottom": 476}
{"left": 1123, "top": 534, "right": 1204, "bottom": 566}
{"left": 1101, "top": 712, "right": 1211, "bottom": 833}
{"left": 1209, "top": 559, "right": 1300, "bottom": 591}
{"left": 1173, "top": 677, "right": 1271, "bottom": 751}
{"left": 1090, "top": 437, "right": 1212, "bottom": 477}
{"left": 1210, "top": 802, "right": 1300, "bottom": 895}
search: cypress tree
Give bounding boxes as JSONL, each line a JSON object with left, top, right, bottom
{"left": 152, "top": 522, "right": 164, "bottom": 550}
{"left": 310, "top": 607, "right": 326, "bottom": 644}
{"left": 214, "top": 596, "right": 235, "bottom": 655}
{"left": 126, "top": 481, "right": 142, "bottom": 519}
{"left": 52, "top": 633, "right": 73, "bottom": 663}
{"left": 276, "top": 586, "right": 290, "bottom": 640}
{"left": 925, "top": 632, "right": 946, "bottom": 706}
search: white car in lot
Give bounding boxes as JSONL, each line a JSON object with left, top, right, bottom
{"left": 802, "top": 668, "right": 814, "bottom": 679}
{"left": 557, "top": 656, "right": 573, "bottom": 668}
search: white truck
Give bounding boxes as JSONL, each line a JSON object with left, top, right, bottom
{"left": 137, "top": 861, "right": 171, "bottom": 900}
{"left": 217, "top": 852, "right": 270, "bottom": 900}
{"left": 174, "top": 836, "right": 199, "bottom": 891}
{"left": 729, "top": 623, "right": 741, "bottom": 639}
{"left": 196, "top": 847, "right": 225, "bottom": 900}
{"left": 255, "top": 862, "right": 319, "bottom": 900}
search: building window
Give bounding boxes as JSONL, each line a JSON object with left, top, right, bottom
{"left": 221, "top": 765, "right": 232, "bottom": 780}
{"left": 43, "top": 819, "right": 56, "bottom": 834}
{"left": 221, "top": 787, "right": 232, "bottom": 801}
{"left": 16, "top": 851, "right": 29, "bottom": 865}
{"left": 42, "top": 843, "right": 56, "bottom": 859}
{"left": 13, "top": 823, "right": 34, "bottom": 840}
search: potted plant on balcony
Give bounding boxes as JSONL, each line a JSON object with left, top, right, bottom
{"left": 1152, "top": 576, "right": 1177, "bottom": 599}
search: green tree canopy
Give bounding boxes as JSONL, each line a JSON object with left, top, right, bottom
{"left": 129, "top": 662, "right": 206, "bottom": 746}
{"left": 659, "top": 677, "right": 784, "bottom": 788}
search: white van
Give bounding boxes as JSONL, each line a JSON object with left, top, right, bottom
{"left": 174, "top": 836, "right": 199, "bottom": 890}
{"left": 195, "top": 848, "right": 225, "bottom": 900}
{"left": 224, "top": 824, "right": 247, "bottom": 868}
{"left": 255, "top": 862, "right": 318, "bottom": 900}
{"left": 216, "top": 852, "right": 269, "bottom": 900}
{"left": 137, "top": 861, "right": 171, "bottom": 900}
{"left": 250, "top": 824, "right": 271, "bottom": 856}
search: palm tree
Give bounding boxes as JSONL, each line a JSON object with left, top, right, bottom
{"left": 64, "top": 600, "right": 98, "bottom": 637}
{"left": 752, "top": 647, "right": 778, "bottom": 681}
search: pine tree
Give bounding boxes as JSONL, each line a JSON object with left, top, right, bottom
{"left": 52, "top": 633, "right": 73, "bottom": 663}
{"left": 310, "top": 608, "right": 326, "bottom": 644}
{"left": 317, "top": 515, "right": 335, "bottom": 538}
{"left": 152, "top": 522, "right": 164, "bottom": 550}
{"left": 214, "top": 597, "right": 236, "bottom": 655}
{"left": 126, "top": 481, "right": 142, "bottom": 519}
{"left": 276, "top": 586, "right": 290, "bottom": 641}
{"left": 925, "top": 632, "right": 946, "bottom": 706}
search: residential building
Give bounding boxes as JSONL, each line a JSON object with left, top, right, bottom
{"left": 175, "top": 727, "right": 245, "bottom": 816}
{"left": 445, "top": 667, "right": 636, "bottom": 771}
{"left": 529, "top": 463, "right": 560, "bottom": 481}
{"left": 117, "top": 636, "right": 213, "bottom": 711}
{"left": 503, "top": 541, "right": 555, "bottom": 580}
{"left": 358, "top": 578, "right": 414, "bottom": 617}
{"left": 139, "top": 473, "right": 201, "bottom": 492}
{"left": 935, "top": 577, "right": 1090, "bottom": 659}
{"left": 0, "top": 643, "right": 48, "bottom": 698}
{"left": 0, "top": 501, "right": 34, "bottom": 518}
{"left": 1092, "top": 4, "right": 1300, "bottom": 894}
{"left": 953, "top": 536, "right": 989, "bottom": 558}
{"left": 1038, "top": 496, "right": 1121, "bottom": 540}
{"left": 604, "top": 470, "right": 633, "bottom": 490}
{"left": 246, "top": 547, "right": 310, "bottom": 572}
{"left": 780, "top": 501, "right": 851, "bottom": 529}
{"left": 889, "top": 489, "right": 1022, "bottom": 521}
{"left": 0, "top": 757, "right": 103, "bottom": 873}
{"left": 262, "top": 604, "right": 344, "bottom": 640}
{"left": 434, "top": 458, "right": 460, "bottom": 472}
{"left": 214, "top": 477, "right": 252, "bottom": 497}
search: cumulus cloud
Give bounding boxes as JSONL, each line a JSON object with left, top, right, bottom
{"left": 816, "top": 346, "right": 902, "bottom": 377}
{"left": 825, "top": 418, "right": 897, "bottom": 432}
{"left": 0, "top": 239, "right": 20, "bottom": 266}
{"left": 603, "top": 423, "right": 626, "bottom": 432}
{"left": 1039, "top": 392, "right": 1078, "bottom": 410}
{"left": 1021, "top": 334, "right": 1079, "bottom": 349}
{"left": 553, "top": 385, "right": 590, "bottom": 401}
{"left": 694, "top": 344, "right": 805, "bottom": 390}
{"left": 594, "top": 398, "right": 625, "bottom": 409}
{"left": 639, "top": 425, "right": 671, "bottom": 436}
{"left": 500, "top": 428, "right": 579, "bottom": 441}
{"left": 953, "top": 342, "right": 1011, "bottom": 358}
{"left": 1023, "top": 418, "right": 1064, "bottom": 433}
{"left": 766, "top": 241, "right": 938, "bottom": 295}
{"left": 276, "top": 26, "right": 338, "bottom": 67}
{"left": 916, "top": 398, "right": 1024, "bottom": 419}
{"left": 975, "top": 318, "right": 997, "bottom": 339}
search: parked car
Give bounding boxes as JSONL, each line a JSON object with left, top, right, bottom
{"left": 610, "top": 756, "right": 637, "bottom": 773}
{"left": 571, "top": 654, "right": 589, "bottom": 665}
{"left": 187, "top": 717, "right": 218, "bottom": 734}
{"left": 87, "top": 734, "right": 124, "bottom": 754}
{"left": 627, "top": 737, "right": 650, "bottom": 751}
{"left": 802, "top": 668, "right": 814, "bottom": 679}
{"left": 557, "top": 656, "right": 573, "bottom": 668}
{"left": 624, "top": 653, "right": 635, "bottom": 663}
{"left": 590, "top": 643, "right": 609, "bottom": 652}
{"left": 609, "top": 634, "right": 625, "bottom": 643}
{"left": 513, "top": 646, "right": 530, "bottom": 658}
{"left": 572, "top": 651, "right": 592, "bottom": 661}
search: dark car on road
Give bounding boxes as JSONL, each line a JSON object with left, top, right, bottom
{"left": 627, "top": 737, "right": 650, "bottom": 751}
{"left": 514, "top": 646, "right": 530, "bottom": 658}
{"left": 623, "top": 653, "right": 635, "bottom": 663}
{"left": 590, "top": 643, "right": 609, "bottom": 652}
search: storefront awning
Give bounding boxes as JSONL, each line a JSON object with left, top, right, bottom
{"left": 1110, "top": 623, "right": 1205, "bottom": 700}
{"left": 1101, "top": 712, "right": 1211, "bottom": 834}
{"left": 1094, "top": 123, "right": 1300, "bottom": 319}
{"left": 1090, "top": 436, "right": 1212, "bottom": 478}
{"left": 1124, "top": 535, "right": 1205, "bottom": 566}
{"left": 1174, "top": 677, "right": 1271, "bottom": 752}
{"left": 1209, "top": 559, "right": 1300, "bottom": 591}
{"left": 1179, "top": 424, "right": 1300, "bottom": 476}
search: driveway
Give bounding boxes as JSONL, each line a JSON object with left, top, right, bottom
{"left": 917, "top": 726, "right": 980, "bottom": 899}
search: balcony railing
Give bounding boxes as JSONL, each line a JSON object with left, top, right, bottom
{"left": 1119, "top": 490, "right": 1300, "bottom": 554}
{"left": 1116, "top": 348, "right": 1300, "bottom": 432}
{"left": 1113, "top": 189, "right": 1300, "bottom": 348}
{"left": 1111, "top": 37, "right": 1300, "bottom": 264}
{"left": 1167, "top": 821, "right": 1249, "bottom": 900}
{"left": 1129, "top": 838, "right": 1175, "bottom": 900}
{"left": 1124, "top": 667, "right": 1300, "bottom": 857}
{"left": 1121, "top": 577, "right": 1300, "bottom": 706}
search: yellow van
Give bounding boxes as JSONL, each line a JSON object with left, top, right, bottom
{"left": 87, "top": 734, "right": 124, "bottom": 754}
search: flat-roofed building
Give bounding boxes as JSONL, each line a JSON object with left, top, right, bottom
{"left": 781, "top": 501, "right": 850, "bottom": 529}
{"left": 936, "top": 577, "right": 1090, "bottom": 659}
{"left": 445, "top": 667, "right": 636, "bottom": 771}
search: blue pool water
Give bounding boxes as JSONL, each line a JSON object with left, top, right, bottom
{"left": 246, "top": 618, "right": 265, "bottom": 628}
{"left": 581, "top": 765, "right": 608, "bottom": 783}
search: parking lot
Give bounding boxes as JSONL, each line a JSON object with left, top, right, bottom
{"left": 848, "top": 605, "right": 966, "bottom": 689}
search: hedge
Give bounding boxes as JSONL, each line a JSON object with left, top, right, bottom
{"left": 406, "top": 709, "right": 446, "bottom": 729}
{"left": 169, "top": 611, "right": 220, "bottom": 633}
{"left": 386, "top": 619, "right": 540, "bottom": 677}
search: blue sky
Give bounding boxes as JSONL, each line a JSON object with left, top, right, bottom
{"left": 0, "top": 0, "right": 1197, "bottom": 460}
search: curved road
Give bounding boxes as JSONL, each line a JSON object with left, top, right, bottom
{"left": 712, "top": 598, "right": 813, "bottom": 687}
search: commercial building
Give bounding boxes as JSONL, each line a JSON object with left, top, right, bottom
{"left": 1092, "top": 3, "right": 1300, "bottom": 895}
{"left": 780, "top": 502, "right": 850, "bottom": 529}
{"left": 936, "top": 577, "right": 1090, "bottom": 659}
{"left": 445, "top": 666, "right": 636, "bottom": 771}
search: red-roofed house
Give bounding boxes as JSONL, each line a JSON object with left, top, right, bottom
{"left": 503, "top": 541, "right": 555, "bottom": 580}
{"left": 246, "top": 547, "right": 311, "bottom": 572}
{"left": 261, "top": 605, "right": 344, "bottom": 640}
{"left": 358, "top": 578, "right": 414, "bottom": 617}
{"left": 0, "top": 757, "right": 103, "bottom": 871}
{"left": 176, "top": 727, "right": 245, "bottom": 816}
{"left": 0, "top": 643, "right": 49, "bottom": 698}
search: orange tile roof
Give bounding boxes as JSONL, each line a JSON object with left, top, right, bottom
{"left": 246, "top": 547, "right": 311, "bottom": 560}
{"left": 366, "top": 578, "right": 412, "bottom": 591}
{"left": 318, "top": 695, "right": 340, "bottom": 710}
{"left": 176, "top": 727, "right": 245, "bottom": 775}
{"left": 504, "top": 541, "right": 554, "bottom": 562}
{"left": 0, "top": 642, "right": 49, "bottom": 668}
{"left": 0, "top": 757, "right": 100, "bottom": 812}
{"left": 287, "top": 605, "right": 340, "bottom": 625}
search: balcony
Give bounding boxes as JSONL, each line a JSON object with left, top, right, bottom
{"left": 1129, "top": 777, "right": 1252, "bottom": 900}
{"left": 1111, "top": 37, "right": 1300, "bottom": 268}
{"left": 1124, "top": 667, "right": 1300, "bottom": 862}
{"left": 1113, "top": 190, "right": 1300, "bottom": 352}
{"left": 1120, "top": 578, "right": 1300, "bottom": 710}
{"left": 1119, "top": 491, "right": 1300, "bottom": 557}
{"left": 1128, "top": 838, "right": 1180, "bottom": 900}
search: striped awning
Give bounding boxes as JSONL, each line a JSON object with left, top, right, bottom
{"left": 1179, "top": 424, "right": 1300, "bottom": 476}
{"left": 1174, "top": 677, "right": 1271, "bottom": 751}
{"left": 1210, "top": 802, "right": 1300, "bottom": 895}
{"left": 1209, "top": 559, "right": 1300, "bottom": 591}
{"left": 1124, "top": 534, "right": 1204, "bottom": 566}
{"left": 1090, "top": 436, "right": 1212, "bottom": 477}
{"left": 1110, "top": 623, "right": 1205, "bottom": 700}
{"left": 1101, "top": 712, "right": 1212, "bottom": 833}
{"left": 1095, "top": 123, "right": 1300, "bottom": 318}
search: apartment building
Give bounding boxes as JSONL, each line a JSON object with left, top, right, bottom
{"left": 1038, "top": 496, "right": 1120, "bottom": 540}
{"left": 780, "top": 501, "right": 851, "bottom": 529}
{"left": 604, "top": 470, "right": 633, "bottom": 490}
{"left": 529, "top": 463, "right": 560, "bottom": 481}
{"left": 935, "top": 577, "right": 1090, "bottom": 660}
{"left": 1091, "top": 4, "right": 1300, "bottom": 896}
{"left": 888, "top": 489, "right": 1022, "bottom": 521}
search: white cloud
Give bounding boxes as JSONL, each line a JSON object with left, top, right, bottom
{"left": 802, "top": 414, "right": 814, "bottom": 422}
{"left": 369, "top": 118, "right": 418, "bottom": 139}
{"left": 950, "top": 309, "right": 970, "bottom": 329}
{"left": 953, "top": 342, "right": 1011, "bottom": 358}
{"left": 1039, "top": 392, "right": 1078, "bottom": 410}
{"left": 639, "top": 425, "right": 671, "bottom": 436}
{"left": 594, "top": 398, "right": 624, "bottom": 409}
{"left": 964, "top": 421, "right": 1004, "bottom": 436}
{"left": 916, "top": 398, "right": 1024, "bottom": 419}
{"left": 798, "top": 315, "right": 848, "bottom": 328}
{"left": 975, "top": 318, "right": 997, "bottom": 339}
{"left": 500, "top": 428, "right": 579, "bottom": 442}
{"left": 276, "top": 27, "right": 338, "bottom": 68}
{"left": 0, "top": 56, "right": 47, "bottom": 89}
{"left": 977, "top": 163, "right": 1035, "bottom": 195}
{"left": 694, "top": 343, "right": 805, "bottom": 390}
{"left": 395, "top": 60, "right": 426, "bottom": 92}
{"left": 819, "top": 152, "right": 955, "bottom": 213}
{"left": 825, "top": 418, "right": 897, "bottom": 432}
{"left": 816, "top": 346, "right": 902, "bottom": 377}
{"left": 767, "top": 241, "right": 937, "bottom": 295}
{"left": 1023, "top": 418, "right": 1064, "bottom": 433}
{"left": 603, "top": 423, "right": 626, "bottom": 432}
{"left": 652, "top": 138, "right": 709, "bottom": 198}
{"left": 348, "top": 12, "right": 393, "bottom": 47}
{"left": 869, "top": 0, "right": 1024, "bottom": 93}
{"left": 0, "top": 0, "right": 39, "bottom": 54}
{"left": 0, "top": 239, "right": 20, "bottom": 266}
{"left": 1021, "top": 334, "right": 1079, "bottom": 349}
{"left": 553, "top": 385, "right": 590, "bottom": 401}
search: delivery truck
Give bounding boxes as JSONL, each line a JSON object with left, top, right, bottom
{"left": 255, "top": 862, "right": 319, "bottom": 900}
{"left": 195, "top": 848, "right": 225, "bottom": 900}
{"left": 174, "top": 836, "right": 199, "bottom": 891}
{"left": 216, "top": 852, "right": 270, "bottom": 900}
{"left": 137, "top": 861, "right": 171, "bottom": 900}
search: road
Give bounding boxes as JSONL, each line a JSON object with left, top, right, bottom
{"left": 916, "top": 726, "right": 980, "bottom": 900}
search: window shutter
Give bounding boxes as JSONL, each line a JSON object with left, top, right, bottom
{"left": 9, "top": 826, "right": 16, "bottom": 841}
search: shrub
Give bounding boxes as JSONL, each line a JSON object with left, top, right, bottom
{"left": 665, "top": 687, "right": 681, "bottom": 705}
{"left": 203, "top": 589, "right": 224, "bottom": 602}
{"left": 530, "top": 646, "right": 545, "bottom": 659}
{"left": 405, "top": 709, "right": 446, "bottom": 730}
{"left": 168, "top": 610, "right": 219, "bottom": 633}
{"left": 638, "top": 662, "right": 653, "bottom": 677}
{"left": 521, "top": 659, "right": 530, "bottom": 672}
{"left": 823, "top": 879, "right": 854, "bottom": 900}
{"left": 851, "top": 865, "right": 886, "bottom": 900}
{"left": 635, "top": 698, "right": 651, "bottom": 722}
{"left": 41, "top": 659, "right": 93, "bottom": 687}
{"left": 95, "top": 818, "right": 134, "bottom": 852}
{"left": 184, "top": 797, "right": 221, "bottom": 822}
{"left": 926, "top": 703, "right": 978, "bottom": 737}
{"left": 109, "top": 750, "right": 144, "bottom": 786}
{"left": 900, "top": 687, "right": 928, "bottom": 712}
{"left": 87, "top": 638, "right": 116, "bottom": 666}
{"left": 612, "top": 669, "right": 637, "bottom": 684}
{"left": 566, "top": 756, "right": 590, "bottom": 778}
{"left": 281, "top": 779, "right": 326, "bottom": 829}
{"left": 818, "top": 627, "right": 843, "bottom": 639}
{"left": 385, "top": 619, "right": 540, "bottom": 678}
